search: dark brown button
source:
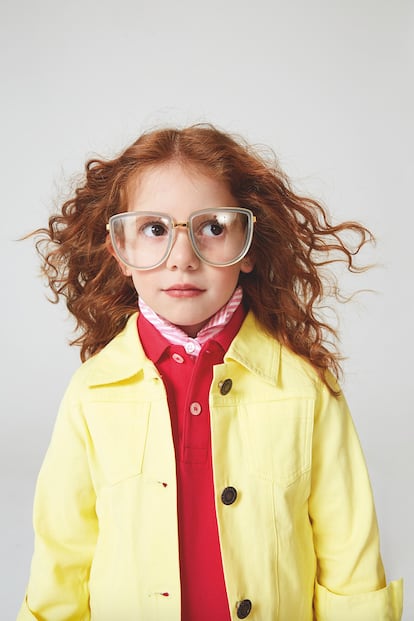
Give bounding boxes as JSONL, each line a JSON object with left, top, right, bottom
{"left": 237, "top": 599, "right": 252, "bottom": 618}
{"left": 221, "top": 486, "right": 237, "bottom": 505}
{"left": 219, "top": 378, "right": 233, "bottom": 395}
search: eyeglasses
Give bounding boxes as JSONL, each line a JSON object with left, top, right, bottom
{"left": 107, "top": 207, "right": 256, "bottom": 270}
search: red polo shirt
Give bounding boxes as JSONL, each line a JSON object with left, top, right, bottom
{"left": 138, "top": 303, "right": 246, "bottom": 621}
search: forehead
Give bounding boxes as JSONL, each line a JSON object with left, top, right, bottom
{"left": 126, "top": 162, "right": 237, "bottom": 213}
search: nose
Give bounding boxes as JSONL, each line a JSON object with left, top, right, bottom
{"left": 165, "top": 225, "right": 200, "bottom": 271}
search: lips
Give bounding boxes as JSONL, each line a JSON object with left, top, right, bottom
{"left": 163, "top": 284, "right": 205, "bottom": 298}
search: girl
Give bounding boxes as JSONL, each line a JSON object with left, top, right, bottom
{"left": 18, "top": 124, "right": 402, "bottom": 621}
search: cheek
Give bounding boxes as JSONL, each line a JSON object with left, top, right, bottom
{"left": 130, "top": 272, "right": 156, "bottom": 296}
{"left": 216, "top": 266, "right": 245, "bottom": 290}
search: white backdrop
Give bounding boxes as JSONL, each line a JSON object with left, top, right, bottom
{"left": 1, "top": 0, "right": 412, "bottom": 618}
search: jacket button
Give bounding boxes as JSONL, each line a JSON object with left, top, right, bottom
{"left": 237, "top": 599, "right": 252, "bottom": 618}
{"left": 221, "top": 486, "right": 237, "bottom": 505}
{"left": 219, "top": 378, "right": 233, "bottom": 395}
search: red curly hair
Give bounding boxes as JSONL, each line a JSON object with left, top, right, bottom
{"left": 33, "top": 124, "right": 373, "bottom": 391}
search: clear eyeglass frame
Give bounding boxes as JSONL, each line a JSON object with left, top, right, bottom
{"left": 106, "top": 207, "right": 256, "bottom": 270}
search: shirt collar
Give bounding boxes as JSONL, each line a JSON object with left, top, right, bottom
{"left": 138, "top": 290, "right": 247, "bottom": 365}
{"left": 138, "top": 286, "right": 243, "bottom": 356}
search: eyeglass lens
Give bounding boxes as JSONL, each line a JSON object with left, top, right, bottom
{"left": 110, "top": 209, "right": 253, "bottom": 269}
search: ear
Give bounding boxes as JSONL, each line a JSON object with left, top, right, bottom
{"left": 105, "top": 235, "right": 132, "bottom": 277}
{"left": 240, "top": 255, "right": 255, "bottom": 274}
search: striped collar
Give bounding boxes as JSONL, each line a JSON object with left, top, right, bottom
{"left": 138, "top": 286, "right": 243, "bottom": 356}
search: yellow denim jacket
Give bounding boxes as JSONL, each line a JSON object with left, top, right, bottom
{"left": 18, "top": 312, "right": 403, "bottom": 620}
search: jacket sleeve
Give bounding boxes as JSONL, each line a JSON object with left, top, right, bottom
{"left": 309, "top": 379, "right": 403, "bottom": 621}
{"left": 17, "top": 384, "right": 98, "bottom": 621}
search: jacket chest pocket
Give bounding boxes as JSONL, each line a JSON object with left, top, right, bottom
{"left": 240, "top": 398, "right": 313, "bottom": 486}
{"left": 85, "top": 402, "right": 150, "bottom": 488}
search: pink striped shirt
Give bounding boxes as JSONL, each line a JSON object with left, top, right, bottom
{"left": 138, "top": 286, "right": 243, "bottom": 355}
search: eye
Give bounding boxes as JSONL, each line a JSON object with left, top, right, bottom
{"left": 140, "top": 220, "right": 169, "bottom": 238}
{"left": 199, "top": 219, "right": 225, "bottom": 237}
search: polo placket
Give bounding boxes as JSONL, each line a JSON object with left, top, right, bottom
{"left": 138, "top": 304, "right": 246, "bottom": 621}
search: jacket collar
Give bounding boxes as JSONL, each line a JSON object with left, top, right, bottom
{"left": 87, "top": 313, "right": 150, "bottom": 387}
{"left": 86, "top": 311, "right": 281, "bottom": 388}
{"left": 225, "top": 312, "right": 281, "bottom": 385}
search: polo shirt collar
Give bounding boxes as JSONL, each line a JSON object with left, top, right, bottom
{"left": 138, "top": 299, "right": 247, "bottom": 366}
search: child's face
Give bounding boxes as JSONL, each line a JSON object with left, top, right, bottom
{"left": 119, "top": 162, "right": 254, "bottom": 337}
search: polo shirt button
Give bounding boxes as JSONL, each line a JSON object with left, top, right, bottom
{"left": 219, "top": 378, "right": 232, "bottom": 395}
{"left": 190, "top": 402, "right": 202, "bottom": 416}
{"left": 172, "top": 353, "right": 184, "bottom": 364}
{"left": 221, "top": 486, "right": 237, "bottom": 505}
{"left": 236, "top": 599, "right": 252, "bottom": 618}
{"left": 185, "top": 342, "right": 196, "bottom": 354}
